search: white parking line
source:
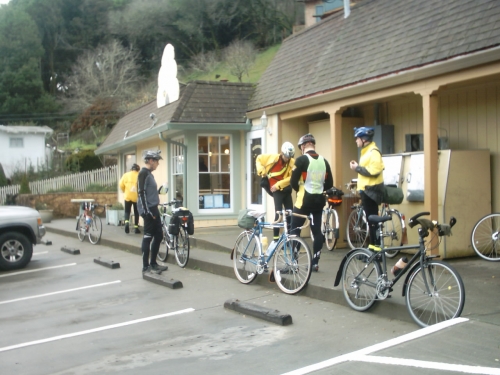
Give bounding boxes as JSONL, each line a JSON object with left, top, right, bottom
{"left": 357, "top": 355, "right": 500, "bottom": 374}
{"left": 282, "top": 318, "right": 470, "bottom": 375}
{"left": 0, "top": 280, "right": 121, "bottom": 305}
{"left": 0, "top": 308, "right": 195, "bottom": 353}
{"left": 0, "top": 263, "right": 76, "bottom": 278}
{"left": 33, "top": 251, "right": 48, "bottom": 256}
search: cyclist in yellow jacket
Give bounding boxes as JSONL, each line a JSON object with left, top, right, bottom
{"left": 349, "top": 127, "right": 385, "bottom": 251}
{"left": 119, "top": 163, "right": 140, "bottom": 234}
{"left": 256, "top": 142, "right": 295, "bottom": 247}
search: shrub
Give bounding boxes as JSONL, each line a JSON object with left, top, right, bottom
{"left": 0, "top": 164, "right": 8, "bottom": 187}
{"left": 19, "top": 175, "right": 31, "bottom": 194}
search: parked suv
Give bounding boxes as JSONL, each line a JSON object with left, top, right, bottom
{"left": 0, "top": 206, "right": 46, "bottom": 270}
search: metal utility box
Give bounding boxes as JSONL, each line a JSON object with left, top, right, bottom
{"left": 373, "top": 125, "right": 395, "bottom": 154}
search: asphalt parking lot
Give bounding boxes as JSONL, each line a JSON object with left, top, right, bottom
{"left": 1, "top": 232, "right": 500, "bottom": 375}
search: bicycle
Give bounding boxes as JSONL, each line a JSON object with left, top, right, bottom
{"left": 345, "top": 179, "right": 405, "bottom": 258}
{"left": 310, "top": 187, "right": 344, "bottom": 251}
{"left": 471, "top": 213, "right": 500, "bottom": 261}
{"left": 73, "top": 199, "right": 102, "bottom": 245}
{"left": 156, "top": 200, "right": 191, "bottom": 268}
{"left": 335, "top": 211, "right": 464, "bottom": 327}
{"left": 231, "top": 209, "right": 312, "bottom": 295}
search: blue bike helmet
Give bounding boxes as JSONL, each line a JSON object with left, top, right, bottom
{"left": 354, "top": 127, "right": 375, "bottom": 141}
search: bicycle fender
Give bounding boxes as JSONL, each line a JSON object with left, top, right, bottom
{"left": 333, "top": 248, "right": 367, "bottom": 287}
{"left": 401, "top": 262, "right": 422, "bottom": 297}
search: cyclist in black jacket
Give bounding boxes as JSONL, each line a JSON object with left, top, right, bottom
{"left": 137, "top": 150, "right": 168, "bottom": 274}
{"left": 290, "top": 134, "right": 333, "bottom": 272}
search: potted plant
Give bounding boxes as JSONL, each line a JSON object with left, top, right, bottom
{"left": 35, "top": 202, "right": 53, "bottom": 223}
{"left": 106, "top": 202, "right": 125, "bottom": 226}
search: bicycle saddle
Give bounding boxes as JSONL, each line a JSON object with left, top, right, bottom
{"left": 368, "top": 215, "right": 391, "bottom": 224}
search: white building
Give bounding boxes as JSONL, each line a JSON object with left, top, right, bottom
{"left": 0, "top": 125, "right": 54, "bottom": 177}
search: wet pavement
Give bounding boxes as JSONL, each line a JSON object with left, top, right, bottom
{"left": 44, "top": 218, "right": 500, "bottom": 326}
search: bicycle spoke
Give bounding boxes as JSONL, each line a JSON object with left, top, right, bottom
{"left": 406, "top": 261, "right": 465, "bottom": 327}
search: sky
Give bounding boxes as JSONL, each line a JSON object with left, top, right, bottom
{"left": 0, "top": 0, "right": 9, "bottom": 4}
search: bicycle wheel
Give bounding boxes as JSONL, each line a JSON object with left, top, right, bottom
{"left": 88, "top": 215, "right": 102, "bottom": 244}
{"left": 406, "top": 260, "right": 465, "bottom": 327}
{"left": 471, "top": 213, "right": 500, "bottom": 261}
{"left": 382, "top": 210, "right": 403, "bottom": 258}
{"left": 174, "top": 226, "right": 190, "bottom": 268}
{"left": 233, "top": 230, "right": 259, "bottom": 284}
{"left": 324, "top": 209, "right": 338, "bottom": 251}
{"left": 346, "top": 208, "right": 368, "bottom": 249}
{"left": 77, "top": 214, "right": 86, "bottom": 242}
{"left": 273, "top": 236, "right": 312, "bottom": 295}
{"left": 157, "top": 224, "right": 170, "bottom": 262}
{"left": 342, "top": 249, "right": 381, "bottom": 311}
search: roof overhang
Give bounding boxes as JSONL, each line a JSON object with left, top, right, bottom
{"left": 247, "top": 46, "right": 500, "bottom": 119}
{"left": 95, "top": 121, "right": 251, "bottom": 155}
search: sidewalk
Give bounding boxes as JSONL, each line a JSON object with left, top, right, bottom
{"left": 44, "top": 218, "right": 500, "bottom": 326}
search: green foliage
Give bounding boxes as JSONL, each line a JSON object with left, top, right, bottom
{"left": 109, "top": 202, "right": 124, "bottom": 210}
{"left": 19, "top": 175, "right": 31, "bottom": 194}
{"left": 85, "top": 183, "right": 116, "bottom": 192}
{"left": 47, "top": 185, "right": 75, "bottom": 193}
{"left": 181, "top": 44, "right": 280, "bottom": 83}
{"left": 0, "top": 164, "right": 8, "bottom": 187}
{"left": 65, "top": 150, "right": 103, "bottom": 172}
{"left": 35, "top": 201, "right": 48, "bottom": 210}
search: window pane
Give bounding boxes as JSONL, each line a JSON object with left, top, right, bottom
{"left": 209, "top": 154, "right": 219, "bottom": 172}
{"left": 198, "top": 135, "right": 231, "bottom": 210}
{"left": 221, "top": 155, "right": 230, "bottom": 172}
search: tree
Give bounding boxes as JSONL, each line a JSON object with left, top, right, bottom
{"left": 19, "top": 174, "right": 31, "bottom": 194}
{"left": 63, "top": 40, "right": 139, "bottom": 112}
{"left": 0, "top": 6, "right": 59, "bottom": 116}
{"left": 0, "top": 164, "right": 8, "bottom": 187}
{"left": 224, "top": 40, "right": 257, "bottom": 82}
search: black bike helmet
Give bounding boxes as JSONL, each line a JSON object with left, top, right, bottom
{"left": 131, "top": 163, "right": 140, "bottom": 171}
{"left": 297, "top": 133, "right": 316, "bottom": 148}
{"left": 354, "top": 127, "right": 375, "bottom": 141}
{"left": 143, "top": 150, "right": 163, "bottom": 161}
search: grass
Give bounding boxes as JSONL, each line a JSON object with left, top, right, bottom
{"left": 180, "top": 44, "right": 281, "bottom": 84}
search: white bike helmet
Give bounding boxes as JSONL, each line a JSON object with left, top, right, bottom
{"left": 281, "top": 142, "right": 295, "bottom": 158}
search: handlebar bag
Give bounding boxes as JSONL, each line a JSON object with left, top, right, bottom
{"left": 238, "top": 209, "right": 256, "bottom": 230}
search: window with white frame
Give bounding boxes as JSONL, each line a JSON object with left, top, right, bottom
{"left": 171, "top": 137, "right": 185, "bottom": 204}
{"left": 198, "top": 135, "right": 231, "bottom": 210}
{"left": 9, "top": 137, "right": 24, "bottom": 148}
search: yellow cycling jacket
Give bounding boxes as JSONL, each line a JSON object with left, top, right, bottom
{"left": 255, "top": 153, "right": 295, "bottom": 191}
{"left": 357, "top": 142, "right": 384, "bottom": 191}
{"left": 119, "top": 170, "right": 139, "bottom": 202}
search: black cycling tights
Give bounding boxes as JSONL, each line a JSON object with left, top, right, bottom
{"left": 360, "top": 191, "right": 379, "bottom": 246}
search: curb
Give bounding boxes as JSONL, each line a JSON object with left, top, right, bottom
{"left": 46, "top": 226, "right": 414, "bottom": 325}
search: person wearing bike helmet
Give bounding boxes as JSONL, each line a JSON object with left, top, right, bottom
{"left": 290, "top": 133, "right": 333, "bottom": 272}
{"left": 256, "top": 142, "right": 296, "bottom": 245}
{"left": 350, "top": 127, "right": 385, "bottom": 251}
{"left": 119, "top": 163, "right": 141, "bottom": 234}
{"left": 137, "top": 150, "right": 168, "bottom": 274}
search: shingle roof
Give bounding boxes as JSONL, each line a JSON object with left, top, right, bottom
{"left": 248, "top": 0, "right": 500, "bottom": 111}
{"left": 97, "top": 80, "right": 254, "bottom": 152}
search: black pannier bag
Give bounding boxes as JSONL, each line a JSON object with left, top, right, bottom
{"left": 171, "top": 209, "right": 194, "bottom": 235}
{"left": 382, "top": 184, "right": 404, "bottom": 204}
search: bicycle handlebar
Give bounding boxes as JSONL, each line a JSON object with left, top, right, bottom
{"left": 271, "top": 210, "right": 310, "bottom": 230}
{"left": 408, "top": 211, "right": 457, "bottom": 237}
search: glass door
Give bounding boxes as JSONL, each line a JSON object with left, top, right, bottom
{"left": 246, "top": 130, "right": 265, "bottom": 210}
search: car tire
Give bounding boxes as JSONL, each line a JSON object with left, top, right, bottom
{"left": 0, "top": 232, "right": 33, "bottom": 271}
